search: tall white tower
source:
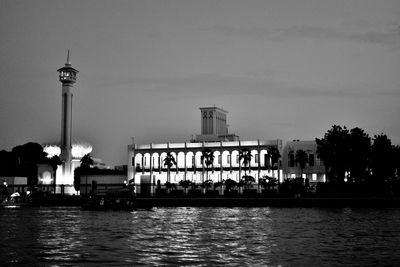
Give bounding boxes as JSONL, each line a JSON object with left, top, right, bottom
{"left": 57, "top": 51, "right": 78, "bottom": 185}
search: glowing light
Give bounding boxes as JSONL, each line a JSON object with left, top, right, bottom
{"left": 43, "top": 142, "right": 93, "bottom": 159}
{"left": 40, "top": 171, "right": 53, "bottom": 185}
{"left": 44, "top": 145, "right": 61, "bottom": 158}
{"left": 71, "top": 143, "right": 92, "bottom": 158}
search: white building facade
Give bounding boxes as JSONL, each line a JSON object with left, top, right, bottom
{"left": 128, "top": 139, "right": 283, "bottom": 185}
{"left": 282, "top": 140, "right": 326, "bottom": 183}
{"left": 128, "top": 107, "right": 284, "bottom": 186}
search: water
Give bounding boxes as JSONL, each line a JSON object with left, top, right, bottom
{"left": 1, "top": 207, "right": 400, "bottom": 266}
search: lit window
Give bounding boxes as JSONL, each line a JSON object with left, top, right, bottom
{"left": 312, "top": 174, "right": 317, "bottom": 181}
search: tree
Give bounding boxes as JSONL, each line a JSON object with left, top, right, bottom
{"left": 295, "top": 149, "right": 308, "bottom": 178}
{"left": 224, "top": 178, "right": 237, "bottom": 194}
{"left": 241, "top": 175, "right": 255, "bottom": 191}
{"left": 201, "top": 148, "right": 214, "bottom": 183}
{"left": 80, "top": 153, "right": 94, "bottom": 169}
{"left": 370, "top": 134, "right": 395, "bottom": 184}
{"left": 393, "top": 145, "right": 400, "bottom": 178}
{"left": 12, "top": 142, "right": 48, "bottom": 187}
{"left": 267, "top": 146, "right": 281, "bottom": 180}
{"left": 201, "top": 179, "right": 213, "bottom": 193}
{"left": 316, "top": 125, "right": 351, "bottom": 183}
{"left": 0, "top": 150, "right": 15, "bottom": 176}
{"left": 163, "top": 152, "right": 176, "bottom": 183}
{"left": 239, "top": 148, "right": 252, "bottom": 177}
{"left": 179, "top": 179, "right": 192, "bottom": 195}
{"left": 348, "top": 127, "right": 371, "bottom": 183}
{"left": 47, "top": 155, "right": 62, "bottom": 192}
{"left": 259, "top": 175, "right": 278, "bottom": 191}
{"left": 74, "top": 153, "right": 94, "bottom": 192}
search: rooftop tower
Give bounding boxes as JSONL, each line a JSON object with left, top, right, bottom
{"left": 195, "top": 106, "right": 239, "bottom": 142}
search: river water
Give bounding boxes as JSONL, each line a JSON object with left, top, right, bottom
{"left": 1, "top": 206, "right": 399, "bottom": 266}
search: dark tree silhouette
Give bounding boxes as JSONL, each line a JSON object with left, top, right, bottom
{"left": 295, "top": 149, "right": 308, "bottom": 178}
{"left": 74, "top": 153, "right": 94, "bottom": 191}
{"left": 348, "top": 127, "right": 371, "bottom": 183}
{"left": 47, "top": 155, "right": 62, "bottom": 192}
{"left": 259, "top": 175, "right": 278, "bottom": 191}
{"left": 11, "top": 142, "right": 48, "bottom": 187}
{"left": 394, "top": 145, "right": 400, "bottom": 178}
{"left": 266, "top": 145, "right": 281, "bottom": 183}
{"left": 201, "top": 179, "right": 213, "bottom": 193}
{"left": 163, "top": 152, "right": 176, "bottom": 183}
{"left": 179, "top": 179, "right": 192, "bottom": 194}
{"left": 201, "top": 148, "right": 214, "bottom": 183}
{"left": 241, "top": 175, "right": 255, "bottom": 191}
{"left": 316, "top": 125, "right": 351, "bottom": 183}
{"left": 371, "top": 134, "right": 395, "bottom": 184}
{"left": 239, "top": 148, "right": 252, "bottom": 177}
{"left": 0, "top": 150, "right": 15, "bottom": 176}
{"left": 224, "top": 178, "right": 237, "bottom": 193}
{"left": 80, "top": 153, "right": 94, "bottom": 168}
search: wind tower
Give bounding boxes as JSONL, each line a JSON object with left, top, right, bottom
{"left": 57, "top": 50, "right": 78, "bottom": 184}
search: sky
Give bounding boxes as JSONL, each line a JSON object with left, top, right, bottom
{"left": 1, "top": 0, "right": 399, "bottom": 166}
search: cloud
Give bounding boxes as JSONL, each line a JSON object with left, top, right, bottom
{"left": 278, "top": 25, "right": 400, "bottom": 46}
{"left": 129, "top": 73, "right": 367, "bottom": 99}
{"left": 198, "top": 24, "right": 400, "bottom": 47}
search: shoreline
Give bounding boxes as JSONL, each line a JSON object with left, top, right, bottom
{"left": 30, "top": 195, "right": 400, "bottom": 208}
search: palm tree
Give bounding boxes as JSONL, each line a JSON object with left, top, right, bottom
{"left": 201, "top": 148, "right": 214, "bottom": 183}
{"left": 163, "top": 152, "right": 176, "bottom": 183}
{"left": 48, "top": 155, "right": 62, "bottom": 193}
{"left": 75, "top": 153, "right": 94, "bottom": 193}
{"left": 242, "top": 175, "right": 255, "bottom": 191}
{"left": 179, "top": 179, "right": 192, "bottom": 195}
{"left": 224, "top": 178, "right": 237, "bottom": 195}
{"left": 239, "top": 148, "right": 252, "bottom": 177}
{"left": 80, "top": 153, "right": 94, "bottom": 169}
{"left": 267, "top": 146, "right": 281, "bottom": 181}
{"left": 295, "top": 149, "right": 308, "bottom": 179}
{"left": 201, "top": 179, "right": 213, "bottom": 194}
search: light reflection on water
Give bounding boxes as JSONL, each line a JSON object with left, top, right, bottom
{"left": 1, "top": 206, "right": 400, "bottom": 266}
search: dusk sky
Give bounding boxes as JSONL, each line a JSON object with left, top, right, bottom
{"left": 1, "top": 0, "right": 399, "bottom": 166}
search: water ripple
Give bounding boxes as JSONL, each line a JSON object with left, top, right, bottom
{"left": 1, "top": 207, "right": 400, "bottom": 265}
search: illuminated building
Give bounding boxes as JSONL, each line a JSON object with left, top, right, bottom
{"left": 127, "top": 107, "right": 284, "bottom": 192}
{"left": 282, "top": 140, "right": 326, "bottom": 183}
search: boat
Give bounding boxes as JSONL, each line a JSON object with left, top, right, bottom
{"left": 1, "top": 192, "right": 32, "bottom": 208}
{"left": 82, "top": 188, "right": 152, "bottom": 211}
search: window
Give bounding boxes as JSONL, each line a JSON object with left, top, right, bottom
{"left": 312, "top": 173, "right": 317, "bottom": 181}
{"left": 255, "top": 154, "right": 259, "bottom": 164}
{"left": 218, "top": 155, "right": 222, "bottom": 165}
{"left": 316, "top": 157, "right": 322, "bottom": 166}
{"left": 227, "top": 155, "right": 231, "bottom": 164}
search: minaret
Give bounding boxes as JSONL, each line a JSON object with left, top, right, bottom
{"left": 57, "top": 50, "right": 78, "bottom": 183}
